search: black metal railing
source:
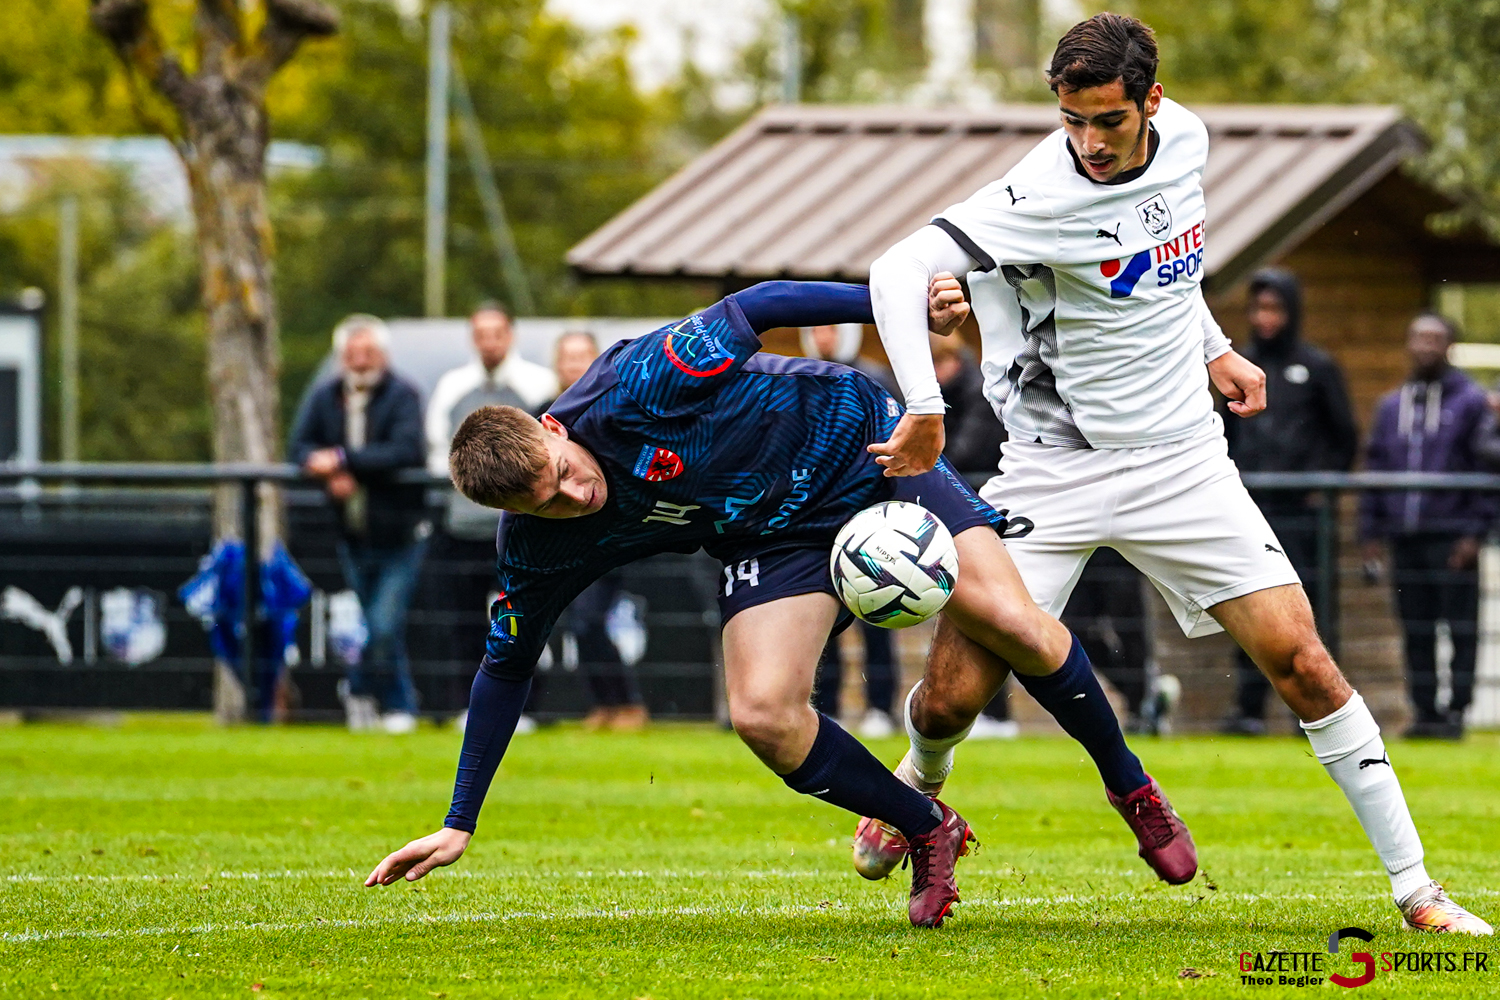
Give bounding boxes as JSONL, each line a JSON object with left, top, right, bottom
{"left": 0, "top": 463, "right": 722, "bottom": 717}
{"left": 5, "top": 464, "right": 1500, "bottom": 721}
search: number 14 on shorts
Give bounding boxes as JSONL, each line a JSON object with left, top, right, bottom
{"left": 723, "top": 559, "right": 760, "bottom": 596}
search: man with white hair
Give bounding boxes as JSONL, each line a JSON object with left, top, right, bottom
{"left": 290, "top": 314, "right": 429, "bottom": 734}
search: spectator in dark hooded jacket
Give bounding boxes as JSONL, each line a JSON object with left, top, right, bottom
{"left": 1361, "top": 313, "right": 1493, "bottom": 739}
{"left": 1223, "top": 269, "right": 1358, "bottom": 734}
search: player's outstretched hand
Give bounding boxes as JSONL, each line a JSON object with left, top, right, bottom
{"left": 365, "top": 827, "right": 471, "bottom": 887}
{"left": 868, "top": 413, "right": 945, "bottom": 477}
{"left": 1208, "top": 350, "right": 1267, "bottom": 417}
{"left": 927, "top": 272, "right": 969, "bottom": 336}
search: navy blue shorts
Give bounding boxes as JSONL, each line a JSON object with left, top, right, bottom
{"left": 716, "top": 458, "right": 1003, "bottom": 628}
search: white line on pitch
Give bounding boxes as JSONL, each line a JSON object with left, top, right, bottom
{"left": 13, "top": 868, "right": 1491, "bottom": 887}
{"left": 5, "top": 889, "right": 1463, "bottom": 945}
{"left": 0, "top": 893, "right": 1380, "bottom": 945}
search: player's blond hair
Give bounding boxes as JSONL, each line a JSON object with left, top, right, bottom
{"left": 449, "top": 405, "right": 549, "bottom": 508}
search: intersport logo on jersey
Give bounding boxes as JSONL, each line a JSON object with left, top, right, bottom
{"left": 1100, "top": 220, "right": 1206, "bottom": 298}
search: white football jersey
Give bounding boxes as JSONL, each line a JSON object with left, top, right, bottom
{"left": 935, "top": 97, "right": 1223, "bottom": 449}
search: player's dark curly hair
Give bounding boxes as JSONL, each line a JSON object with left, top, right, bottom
{"left": 449, "top": 405, "right": 549, "bottom": 508}
{"left": 1047, "top": 13, "right": 1159, "bottom": 107}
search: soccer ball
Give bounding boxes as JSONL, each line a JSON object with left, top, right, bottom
{"left": 829, "top": 501, "right": 959, "bottom": 628}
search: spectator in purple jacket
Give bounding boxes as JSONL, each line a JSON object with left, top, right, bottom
{"left": 1360, "top": 313, "right": 1492, "bottom": 739}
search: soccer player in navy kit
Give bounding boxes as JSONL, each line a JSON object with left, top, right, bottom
{"left": 365, "top": 280, "right": 1187, "bottom": 927}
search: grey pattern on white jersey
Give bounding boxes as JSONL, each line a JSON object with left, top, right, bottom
{"left": 992, "top": 263, "right": 1091, "bottom": 449}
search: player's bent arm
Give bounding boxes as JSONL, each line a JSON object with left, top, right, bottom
{"left": 869, "top": 226, "right": 978, "bottom": 415}
{"left": 1196, "top": 292, "right": 1233, "bottom": 365}
{"left": 728, "top": 280, "right": 875, "bottom": 334}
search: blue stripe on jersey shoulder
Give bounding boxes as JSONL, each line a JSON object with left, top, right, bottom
{"left": 740, "top": 354, "right": 858, "bottom": 378}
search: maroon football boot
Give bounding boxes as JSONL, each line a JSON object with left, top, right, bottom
{"left": 1107, "top": 775, "right": 1198, "bottom": 885}
{"left": 905, "top": 800, "right": 976, "bottom": 928}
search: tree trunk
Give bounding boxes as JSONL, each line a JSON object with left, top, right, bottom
{"left": 179, "top": 110, "right": 283, "bottom": 545}
{"left": 90, "top": 0, "right": 337, "bottom": 548}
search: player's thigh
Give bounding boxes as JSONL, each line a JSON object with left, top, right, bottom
{"left": 942, "top": 526, "right": 1071, "bottom": 672}
{"left": 720, "top": 591, "right": 840, "bottom": 715}
{"left": 1208, "top": 583, "right": 1322, "bottom": 667}
{"left": 977, "top": 475, "right": 1100, "bottom": 618}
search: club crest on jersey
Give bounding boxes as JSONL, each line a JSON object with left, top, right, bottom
{"left": 634, "top": 444, "right": 685, "bottom": 481}
{"left": 1136, "top": 193, "right": 1172, "bottom": 240}
{"left": 663, "top": 314, "right": 735, "bottom": 378}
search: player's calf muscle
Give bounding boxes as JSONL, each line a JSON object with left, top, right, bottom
{"left": 915, "top": 621, "right": 1008, "bottom": 737}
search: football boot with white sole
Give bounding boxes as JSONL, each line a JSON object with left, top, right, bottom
{"left": 1398, "top": 882, "right": 1494, "bottom": 935}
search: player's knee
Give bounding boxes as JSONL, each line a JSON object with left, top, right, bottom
{"left": 1265, "top": 634, "right": 1334, "bottom": 685}
{"left": 953, "top": 589, "right": 1033, "bottom": 644}
{"left": 728, "top": 698, "right": 801, "bottom": 757}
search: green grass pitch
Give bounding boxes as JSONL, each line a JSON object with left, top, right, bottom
{"left": 1, "top": 717, "right": 1497, "bottom": 998}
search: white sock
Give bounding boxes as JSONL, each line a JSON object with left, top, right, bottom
{"left": 901, "top": 681, "right": 974, "bottom": 787}
{"left": 1301, "top": 692, "right": 1429, "bottom": 901}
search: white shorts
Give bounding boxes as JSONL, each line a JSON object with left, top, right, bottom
{"left": 979, "top": 429, "right": 1301, "bottom": 638}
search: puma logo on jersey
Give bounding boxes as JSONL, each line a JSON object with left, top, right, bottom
{"left": 1358, "top": 754, "right": 1391, "bottom": 770}
{"left": 1095, "top": 223, "right": 1122, "bottom": 245}
{"left": 1005, "top": 185, "right": 1025, "bottom": 205}
{"left": 1265, "top": 543, "right": 1284, "bottom": 555}
{"left": 643, "top": 500, "right": 701, "bottom": 525}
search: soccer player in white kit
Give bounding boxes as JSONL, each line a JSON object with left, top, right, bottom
{"left": 860, "top": 13, "right": 1491, "bottom": 935}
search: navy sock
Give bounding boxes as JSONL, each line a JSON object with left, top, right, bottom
{"left": 1014, "top": 635, "right": 1149, "bottom": 797}
{"left": 782, "top": 713, "right": 942, "bottom": 841}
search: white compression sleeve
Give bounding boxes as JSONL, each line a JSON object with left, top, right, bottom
{"left": 1301, "top": 692, "right": 1429, "bottom": 900}
{"left": 869, "top": 225, "right": 980, "bottom": 415}
{"left": 898, "top": 680, "right": 974, "bottom": 788}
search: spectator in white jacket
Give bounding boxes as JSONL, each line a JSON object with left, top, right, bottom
{"left": 426, "top": 301, "right": 557, "bottom": 478}
{"left": 426, "top": 302, "right": 557, "bottom": 708}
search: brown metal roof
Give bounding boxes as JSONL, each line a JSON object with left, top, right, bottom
{"left": 567, "top": 103, "right": 1427, "bottom": 290}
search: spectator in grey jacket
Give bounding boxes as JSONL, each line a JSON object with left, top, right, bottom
{"left": 290, "top": 315, "right": 429, "bottom": 733}
{"left": 1360, "top": 313, "right": 1493, "bottom": 739}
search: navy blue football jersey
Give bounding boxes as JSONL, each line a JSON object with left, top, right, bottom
{"left": 481, "top": 283, "right": 918, "bottom": 681}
